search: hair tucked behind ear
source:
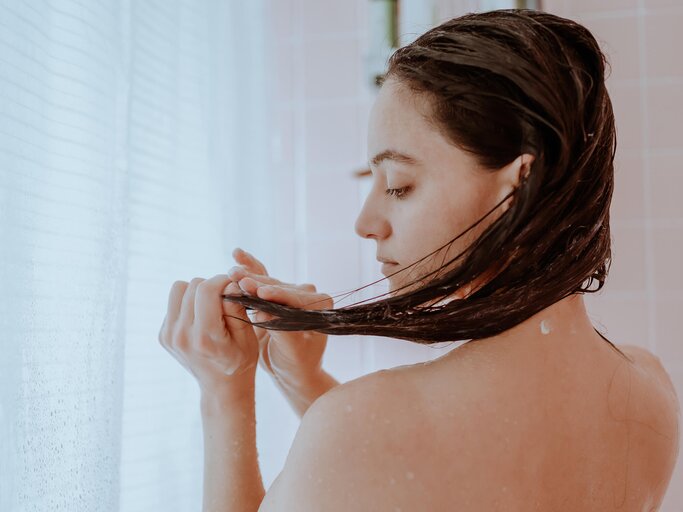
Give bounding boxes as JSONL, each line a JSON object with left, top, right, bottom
{"left": 223, "top": 9, "right": 630, "bottom": 360}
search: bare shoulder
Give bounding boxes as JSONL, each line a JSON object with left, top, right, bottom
{"left": 619, "top": 344, "right": 680, "bottom": 409}
{"left": 259, "top": 343, "right": 681, "bottom": 511}
{"left": 258, "top": 369, "right": 467, "bottom": 511}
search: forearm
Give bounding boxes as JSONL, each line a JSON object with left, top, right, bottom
{"left": 200, "top": 382, "right": 265, "bottom": 512}
{"left": 275, "top": 368, "right": 340, "bottom": 419}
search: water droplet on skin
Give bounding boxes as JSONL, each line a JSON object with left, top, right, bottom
{"left": 345, "top": 404, "right": 353, "bottom": 413}
{"left": 540, "top": 320, "right": 551, "bottom": 335}
{"left": 389, "top": 477, "right": 396, "bottom": 485}
{"left": 406, "top": 471, "right": 414, "bottom": 480}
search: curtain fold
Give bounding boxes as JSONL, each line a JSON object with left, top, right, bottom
{"left": 0, "top": 1, "right": 278, "bottom": 510}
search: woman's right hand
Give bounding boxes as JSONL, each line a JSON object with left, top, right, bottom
{"left": 228, "top": 248, "right": 333, "bottom": 389}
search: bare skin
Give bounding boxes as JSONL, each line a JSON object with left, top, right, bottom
{"left": 364, "top": 293, "right": 681, "bottom": 511}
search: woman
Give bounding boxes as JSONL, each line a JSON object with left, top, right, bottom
{"left": 159, "top": 9, "right": 680, "bottom": 511}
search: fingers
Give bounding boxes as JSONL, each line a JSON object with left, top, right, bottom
{"left": 221, "top": 281, "right": 259, "bottom": 335}
{"left": 230, "top": 248, "right": 319, "bottom": 294}
{"left": 228, "top": 267, "right": 283, "bottom": 287}
{"left": 160, "top": 273, "right": 263, "bottom": 380}
{"left": 160, "top": 280, "right": 195, "bottom": 371}
{"left": 233, "top": 247, "right": 268, "bottom": 276}
{"left": 165, "top": 280, "right": 189, "bottom": 327}
{"left": 221, "top": 281, "right": 259, "bottom": 374}
{"left": 160, "top": 280, "right": 188, "bottom": 353}
{"left": 178, "top": 277, "right": 204, "bottom": 326}
{"left": 228, "top": 268, "right": 315, "bottom": 294}
{"left": 251, "top": 282, "right": 333, "bottom": 310}
{"left": 194, "top": 274, "right": 232, "bottom": 341}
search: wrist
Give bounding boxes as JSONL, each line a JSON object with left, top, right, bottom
{"left": 200, "top": 369, "right": 256, "bottom": 416}
{"left": 280, "top": 366, "right": 338, "bottom": 403}
{"left": 200, "top": 387, "right": 255, "bottom": 417}
{"left": 299, "top": 366, "right": 329, "bottom": 389}
{"left": 274, "top": 364, "right": 324, "bottom": 391}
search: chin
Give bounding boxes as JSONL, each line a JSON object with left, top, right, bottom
{"left": 385, "top": 279, "right": 399, "bottom": 297}
{"left": 387, "top": 279, "right": 411, "bottom": 297}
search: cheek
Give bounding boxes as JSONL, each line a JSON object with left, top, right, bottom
{"left": 395, "top": 209, "right": 451, "bottom": 278}
{"left": 415, "top": 195, "right": 482, "bottom": 269}
{"left": 397, "top": 204, "right": 442, "bottom": 252}
{"left": 390, "top": 181, "right": 495, "bottom": 291}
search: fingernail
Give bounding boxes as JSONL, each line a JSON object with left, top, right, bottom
{"left": 222, "top": 285, "right": 233, "bottom": 295}
{"left": 228, "top": 265, "right": 245, "bottom": 277}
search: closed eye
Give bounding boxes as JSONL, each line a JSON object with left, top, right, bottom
{"left": 385, "top": 186, "right": 412, "bottom": 200}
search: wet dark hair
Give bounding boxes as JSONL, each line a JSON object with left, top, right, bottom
{"left": 223, "top": 9, "right": 631, "bottom": 360}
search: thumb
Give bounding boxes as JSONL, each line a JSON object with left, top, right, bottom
{"left": 222, "top": 282, "right": 258, "bottom": 337}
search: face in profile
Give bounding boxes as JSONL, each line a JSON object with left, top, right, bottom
{"left": 355, "top": 78, "right": 532, "bottom": 297}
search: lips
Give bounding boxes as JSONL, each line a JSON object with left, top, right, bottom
{"left": 376, "top": 257, "right": 398, "bottom": 264}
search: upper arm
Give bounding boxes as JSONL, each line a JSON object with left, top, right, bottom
{"left": 258, "top": 371, "right": 420, "bottom": 511}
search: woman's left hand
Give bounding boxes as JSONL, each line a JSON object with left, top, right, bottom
{"left": 158, "top": 274, "right": 260, "bottom": 394}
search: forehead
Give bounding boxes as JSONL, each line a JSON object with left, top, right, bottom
{"left": 367, "top": 80, "right": 454, "bottom": 166}
{"left": 368, "top": 81, "right": 433, "bottom": 140}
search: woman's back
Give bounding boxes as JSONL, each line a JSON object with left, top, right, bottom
{"left": 378, "top": 333, "right": 680, "bottom": 511}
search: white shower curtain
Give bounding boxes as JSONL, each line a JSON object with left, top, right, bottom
{"left": 0, "top": 1, "right": 286, "bottom": 510}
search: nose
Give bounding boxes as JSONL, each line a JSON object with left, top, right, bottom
{"left": 354, "top": 189, "right": 391, "bottom": 240}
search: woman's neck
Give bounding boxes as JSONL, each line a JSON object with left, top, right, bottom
{"left": 437, "top": 293, "right": 608, "bottom": 364}
{"left": 494, "top": 293, "right": 598, "bottom": 343}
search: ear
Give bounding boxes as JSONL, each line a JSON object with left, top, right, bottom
{"left": 496, "top": 153, "right": 535, "bottom": 211}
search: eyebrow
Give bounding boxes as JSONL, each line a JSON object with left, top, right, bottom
{"left": 368, "top": 149, "right": 420, "bottom": 167}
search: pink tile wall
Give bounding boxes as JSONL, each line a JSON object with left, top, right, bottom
{"left": 265, "top": 0, "right": 370, "bottom": 386}
{"left": 265, "top": 0, "right": 682, "bottom": 506}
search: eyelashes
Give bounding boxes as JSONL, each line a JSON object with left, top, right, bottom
{"left": 384, "top": 186, "right": 412, "bottom": 200}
